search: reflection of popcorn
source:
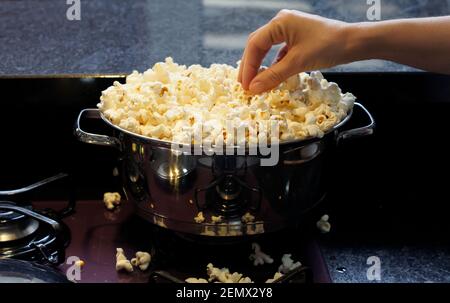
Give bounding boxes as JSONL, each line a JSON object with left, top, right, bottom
{"left": 211, "top": 215, "right": 223, "bottom": 224}
{"left": 201, "top": 226, "right": 215, "bottom": 236}
{"left": 241, "top": 212, "right": 255, "bottom": 223}
{"left": 98, "top": 58, "right": 355, "bottom": 144}
{"left": 246, "top": 222, "right": 265, "bottom": 235}
{"left": 194, "top": 211, "right": 205, "bottom": 223}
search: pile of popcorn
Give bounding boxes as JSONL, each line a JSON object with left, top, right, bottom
{"left": 98, "top": 57, "right": 355, "bottom": 145}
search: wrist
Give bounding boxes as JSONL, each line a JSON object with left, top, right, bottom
{"left": 341, "top": 22, "right": 383, "bottom": 62}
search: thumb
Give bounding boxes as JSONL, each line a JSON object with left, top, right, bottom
{"left": 249, "top": 51, "right": 300, "bottom": 94}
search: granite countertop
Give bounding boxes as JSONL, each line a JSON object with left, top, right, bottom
{"left": 1, "top": 0, "right": 450, "bottom": 76}
{"left": 320, "top": 239, "right": 450, "bottom": 283}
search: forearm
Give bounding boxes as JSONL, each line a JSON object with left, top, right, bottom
{"left": 344, "top": 17, "right": 450, "bottom": 74}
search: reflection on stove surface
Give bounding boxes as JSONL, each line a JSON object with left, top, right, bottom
{"left": 55, "top": 197, "right": 330, "bottom": 283}
{"left": 146, "top": 224, "right": 316, "bottom": 283}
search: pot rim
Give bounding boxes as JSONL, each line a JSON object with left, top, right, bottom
{"left": 98, "top": 107, "right": 354, "bottom": 149}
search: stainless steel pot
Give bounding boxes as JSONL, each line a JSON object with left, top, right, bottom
{"left": 75, "top": 102, "right": 374, "bottom": 237}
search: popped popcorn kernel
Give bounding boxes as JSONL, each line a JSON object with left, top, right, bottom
{"left": 98, "top": 58, "right": 354, "bottom": 144}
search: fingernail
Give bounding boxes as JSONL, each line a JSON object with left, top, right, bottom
{"left": 249, "top": 81, "right": 264, "bottom": 94}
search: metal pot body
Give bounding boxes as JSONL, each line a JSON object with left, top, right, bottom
{"left": 75, "top": 103, "right": 374, "bottom": 237}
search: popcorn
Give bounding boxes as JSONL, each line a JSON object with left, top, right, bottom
{"left": 249, "top": 243, "right": 274, "bottom": 266}
{"left": 206, "top": 263, "right": 253, "bottom": 283}
{"left": 194, "top": 211, "right": 205, "bottom": 223}
{"left": 278, "top": 254, "right": 301, "bottom": 274}
{"left": 130, "top": 251, "right": 152, "bottom": 271}
{"left": 316, "top": 214, "right": 331, "bottom": 233}
{"left": 187, "top": 263, "right": 253, "bottom": 283}
{"left": 103, "top": 192, "right": 121, "bottom": 210}
{"left": 118, "top": 117, "right": 140, "bottom": 133}
{"left": 185, "top": 278, "right": 208, "bottom": 283}
{"left": 211, "top": 215, "right": 223, "bottom": 224}
{"left": 98, "top": 58, "right": 355, "bottom": 144}
{"left": 75, "top": 260, "right": 85, "bottom": 268}
{"left": 115, "top": 248, "right": 133, "bottom": 273}
{"left": 266, "top": 272, "right": 283, "bottom": 283}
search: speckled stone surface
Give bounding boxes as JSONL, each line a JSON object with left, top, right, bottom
{"left": 319, "top": 238, "right": 450, "bottom": 283}
{"left": 1, "top": 0, "right": 450, "bottom": 76}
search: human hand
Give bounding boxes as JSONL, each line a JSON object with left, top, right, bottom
{"left": 238, "top": 10, "right": 351, "bottom": 94}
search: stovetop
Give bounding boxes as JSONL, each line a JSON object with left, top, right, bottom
{"left": 0, "top": 73, "right": 449, "bottom": 282}
{"left": 19, "top": 196, "right": 449, "bottom": 283}
{"left": 50, "top": 199, "right": 329, "bottom": 283}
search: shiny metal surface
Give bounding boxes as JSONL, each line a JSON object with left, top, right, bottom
{"left": 75, "top": 103, "right": 374, "bottom": 236}
{"left": 0, "top": 173, "right": 68, "bottom": 196}
{"left": 0, "top": 206, "right": 39, "bottom": 242}
{"left": 0, "top": 259, "right": 69, "bottom": 283}
{"left": 0, "top": 204, "right": 65, "bottom": 263}
{"left": 74, "top": 109, "right": 120, "bottom": 148}
{"left": 336, "top": 103, "right": 375, "bottom": 143}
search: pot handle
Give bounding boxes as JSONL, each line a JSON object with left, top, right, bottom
{"left": 336, "top": 102, "right": 375, "bottom": 143}
{"left": 74, "top": 108, "right": 120, "bottom": 148}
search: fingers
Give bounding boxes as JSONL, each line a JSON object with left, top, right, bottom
{"left": 239, "top": 22, "right": 285, "bottom": 90}
{"left": 237, "top": 45, "right": 247, "bottom": 84}
{"left": 249, "top": 50, "right": 299, "bottom": 94}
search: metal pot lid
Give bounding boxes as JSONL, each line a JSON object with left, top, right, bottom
{"left": 0, "top": 259, "right": 69, "bottom": 283}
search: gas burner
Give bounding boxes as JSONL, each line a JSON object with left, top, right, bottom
{"left": 0, "top": 203, "right": 70, "bottom": 264}
{"left": 0, "top": 173, "right": 75, "bottom": 265}
{"left": 0, "top": 202, "right": 39, "bottom": 242}
{"left": 195, "top": 156, "right": 262, "bottom": 217}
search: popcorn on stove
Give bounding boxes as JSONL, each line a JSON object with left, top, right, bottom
{"left": 130, "top": 251, "right": 152, "bottom": 271}
{"left": 75, "top": 260, "right": 85, "bottom": 269}
{"left": 265, "top": 272, "right": 283, "bottom": 283}
{"left": 98, "top": 58, "right": 355, "bottom": 145}
{"left": 115, "top": 248, "right": 133, "bottom": 273}
{"left": 278, "top": 254, "right": 302, "bottom": 274}
{"left": 103, "top": 192, "right": 121, "bottom": 210}
{"left": 185, "top": 277, "right": 208, "bottom": 283}
{"left": 316, "top": 214, "right": 331, "bottom": 233}
{"left": 249, "top": 243, "right": 274, "bottom": 266}
{"left": 206, "top": 263, "right": 253, "bottom": 283}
